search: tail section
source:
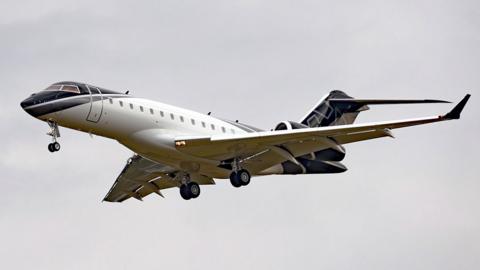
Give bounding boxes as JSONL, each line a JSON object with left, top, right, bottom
{"left": 266, "top": 91, "right": 458, "bottom": 175}
{"left": 300, "top": 91, "right": 361, "bottom": 127}
{"left": 301, "top": 90, "right": 450, "bottom": 127}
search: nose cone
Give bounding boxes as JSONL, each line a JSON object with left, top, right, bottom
{"left": 21, "top": 96, "right": 34, "bottom": 109}
{"left": 21, "top": 94, "right": 40, "bottom": 117}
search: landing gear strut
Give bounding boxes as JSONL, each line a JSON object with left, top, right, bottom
{"left": 47, "top": 121, "right": 61, "bottom": 153}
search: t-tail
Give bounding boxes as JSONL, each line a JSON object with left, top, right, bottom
{"left": 300, "top": 90, "right": 450, "bottom": 127}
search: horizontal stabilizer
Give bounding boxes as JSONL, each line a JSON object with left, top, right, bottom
{"left": 329, "top": 98, "right": 451, "bottom": 105}
{"left": 301, "top": 90, "right": 451, "bottom": 128}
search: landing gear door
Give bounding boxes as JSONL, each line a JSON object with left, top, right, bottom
{"left": 86, "top": 85, "right": 103, "bottom": 123}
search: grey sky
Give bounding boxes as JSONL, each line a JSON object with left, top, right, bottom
{"left": 1, "top": 0, "right": 479, "bottom": 269}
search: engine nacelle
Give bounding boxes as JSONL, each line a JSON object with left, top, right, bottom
{"left": 276, "top": 121, "right": 346, "bottom": 161}
{"left": 280, "top": 159, "right": 347, "bottom": 175}
{"left": 313, "top": 147, "right": 346, "bottom": 162}
{"left": 274, "top": 121, "right": 309, "bottom": 131}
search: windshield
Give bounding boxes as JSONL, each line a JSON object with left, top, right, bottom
{"left": 44, "top": 84, "right": 80, "bottom": 94}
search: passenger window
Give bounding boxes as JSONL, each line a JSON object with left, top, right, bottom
{"left": 191, "top": 119, "right": 195, "bottom": 125}
{"left": 109, "top": 98, "right": 113, "bottom": 104}
{"left": 201, "top": 122, "right": 206, "bottom": 128}
{"left": 150, "top": 108, "right": 154, "bottom": 114}
{"left": 140, "top": 106, "right": 144, "bottom": 112}
{"left": 180, "top": 116, "right": 184, "bottom": 122}
{"left": 170, "top": 113, "right": 174, "bottom": 120}
{"left": 160, "top": 111, "right": 164, "bottom": 117}
{"left": 211, "top": 124, "right": 215, "bottom": 130}
{"left": 130, "top": 104, "right": 134, "bottom": 110}
{"left": 221, "top": 127, "right": 226, "bottom": 133}
{"left": 119, "top": 101, "right": 124, "bottom": 107}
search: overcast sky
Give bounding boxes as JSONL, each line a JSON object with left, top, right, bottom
{"left": 1, "top": 0, "right": 479, "bottom": 269}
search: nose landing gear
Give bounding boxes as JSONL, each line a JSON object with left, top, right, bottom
{"left": 48, "top": 142, "right": 61, "bottom": 152}
{"left": 46, "top": 121, "right": 61, "bottom": 153}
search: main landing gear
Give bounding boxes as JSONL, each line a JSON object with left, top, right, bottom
{"left": 177, "top": 173, "right": 201, "bottom": 200}
{"left": 47, "top": 121, "right": 61, "bottom": 153}
{"left": 230, "top": 169, "right": 251, "bottom": 188}
{"left": 179, "top": 182, "right": 201, "bottom": 200}
{"left": 229, "top": 158, "right": 251, "bottom": 188}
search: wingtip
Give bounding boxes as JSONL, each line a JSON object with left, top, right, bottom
{"left": 443, "top": 94, "right": 471, "bottom": 120}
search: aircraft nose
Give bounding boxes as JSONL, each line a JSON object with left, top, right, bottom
{"left": 20, "top": 94, "right": 36, "bottom": 110}
{"left": 20, "top": 94, "right": 43, "bottom": 118}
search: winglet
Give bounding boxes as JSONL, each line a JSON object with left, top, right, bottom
{"left": 444, "top": 94, "right": 471, "bottom": 120}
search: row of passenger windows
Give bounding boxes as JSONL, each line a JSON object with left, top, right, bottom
{"left": 110, "top": 98, "right": 234, "bottom": 134}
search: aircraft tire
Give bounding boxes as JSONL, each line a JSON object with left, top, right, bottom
{"left": 180, "top": 184, "right": 191, "bottom": 200}
{"left": 230, "top": 172, "right": 242, "bottom": 188}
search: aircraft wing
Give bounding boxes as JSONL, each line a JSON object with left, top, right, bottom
{"left": 175, "top": 95, "right": 470, "bottom": 166}
{"left": 103, "top": 154, "right": 215, "bottom": 202}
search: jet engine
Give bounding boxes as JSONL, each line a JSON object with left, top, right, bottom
{"left": 266, "top": 120, "right": 347, "bottom": 175}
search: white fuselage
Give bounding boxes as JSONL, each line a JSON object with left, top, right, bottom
{"left": 41, "top": 94, "right": 251, "bottom": 178}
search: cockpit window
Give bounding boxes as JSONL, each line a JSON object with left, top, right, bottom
{"left": 45, "top": 84, "right": 62, "bottom": 91}
{"left": 44, "top": 84, "right": 80, "bottom": 94}
{"left": 61, "top": 85, "right": 80, "bottom": 93}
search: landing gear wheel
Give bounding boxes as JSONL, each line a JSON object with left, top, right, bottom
{"left": 180, "top": 184, "right": 191, "bottom": 200}
{"left": 180, "top": 182, "right": 201, "bottom": 200}
{"left": 238, "top": 169, "right": 251, "bottom": 186}
{"left": 52, "top": 142, "right": 61, "bottom": 152}
{"left": 230, "top": 172, "right": 242, "bottom": 188}
{"left": 187, "top": 182, "right": 201, "bottom": 199}
{"left": 48, "top": 142, "right": 61, "bottom": 152}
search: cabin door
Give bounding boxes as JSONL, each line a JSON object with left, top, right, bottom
{"left": 86, "top": 85, "right": 103, "bottom": 123}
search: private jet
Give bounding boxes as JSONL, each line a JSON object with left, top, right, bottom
{"left": 20, "top": 82, "right": 470, "bottom": 202}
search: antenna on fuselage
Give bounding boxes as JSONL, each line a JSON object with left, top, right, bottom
{"left": 207, "top": 112, "right": 211, "bottom": 115}
{"left": 125, "top": 90, "right": 130, "bottom": 95}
